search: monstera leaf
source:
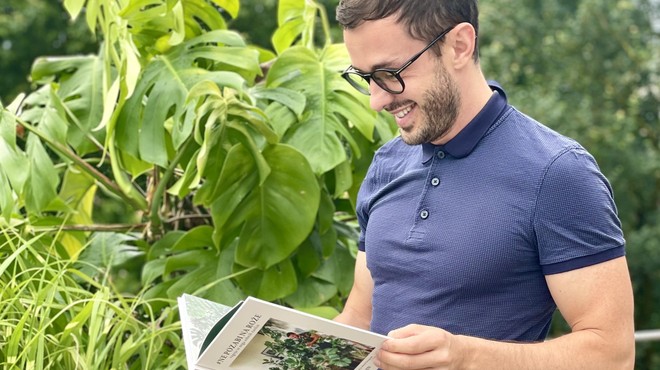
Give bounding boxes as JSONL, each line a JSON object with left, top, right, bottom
{"left": 116, "top": 30, "right": 260, "bottom": 168}
{"left": 266, "top": 45, "right": 376, "bottom": 175}
{"left": 28, "top": 55, "right": 105, "bottom": 155}
{"left": 209, "top": 143, "right": 320, "bottom": 269}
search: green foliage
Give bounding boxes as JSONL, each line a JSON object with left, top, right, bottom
{"left": 0, "top": 0, "right": 394, "bottom": 325}
{"left": 0, "top": 224, "right": 184, "bottom": 369}
{"left": 259, "top": 327, "right": 369, "bottom": 370}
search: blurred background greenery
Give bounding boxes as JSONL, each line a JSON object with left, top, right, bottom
{"left": 1, "top": 0, "right": 658, "bottom": 368}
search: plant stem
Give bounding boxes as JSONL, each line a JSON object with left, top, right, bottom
{"left": 149, "top": 138, "right": 195, "bottom": 234}
{"left": 316, "top": 0, "right": 333, "bottom": 46}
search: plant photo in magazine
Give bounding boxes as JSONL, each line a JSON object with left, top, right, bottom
{"left": 235, "top": 317, "right": 374, "bottom": 369}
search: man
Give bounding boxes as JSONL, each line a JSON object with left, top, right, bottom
{"left": 286, "top": 330, "right": 322, "bottom": 347}
{"left": 333, "top": 1, "right": 635, "bottom": 369}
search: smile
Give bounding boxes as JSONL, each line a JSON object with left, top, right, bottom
{"left": 393, "top": 104, "right": 414, "bottom": 119}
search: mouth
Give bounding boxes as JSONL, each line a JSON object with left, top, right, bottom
{"left": 393, "top": 104, "right": 414, "bottom": 118}
{"left": 389, "top": 103, "right": 416, "bottom": 127}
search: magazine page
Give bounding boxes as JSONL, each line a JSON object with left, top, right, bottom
{"left": 178, "top": 294, "right": 239, "bottom": 370}
{"left": 196, "top": 296, "right": 387, "bottom": 370}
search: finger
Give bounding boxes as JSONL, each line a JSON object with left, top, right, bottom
{"left": 388, "top": 324, "right": 425, "bottom": 339}
{"left": 383, "top": 328, "right": 448, "bottom": 354}
{"left": 377, "top": 348, "right": 449, "bottom": 370}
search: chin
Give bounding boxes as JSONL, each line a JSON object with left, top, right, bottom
{"left": 399, "top": 130, "right": 420, "bottom": 146}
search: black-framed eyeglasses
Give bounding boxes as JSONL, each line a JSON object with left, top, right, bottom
{"left": 341, "top": 25, "right": 456, "bottom": 95}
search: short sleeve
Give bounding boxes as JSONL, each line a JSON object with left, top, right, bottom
{"left": 533, "top": 148, "right": 625, "bottom": 274}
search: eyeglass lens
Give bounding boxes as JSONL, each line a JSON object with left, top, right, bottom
{"left": 344, "top": 70, "right": 404, "bottom": 95}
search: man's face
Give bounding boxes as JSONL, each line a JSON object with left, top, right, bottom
{"left": 343, "top": 17, "right": 461, "bottom": 145}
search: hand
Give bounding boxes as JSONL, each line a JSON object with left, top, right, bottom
{"left": 375, "top": 324, "right": 462, "bottom": 370}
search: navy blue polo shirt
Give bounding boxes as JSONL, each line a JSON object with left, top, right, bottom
{"left": 356, "top": 84, "right": 625, "bottom": 340}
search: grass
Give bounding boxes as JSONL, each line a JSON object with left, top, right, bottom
{"left": 0, "top": 225, "right": 186, "bottom": 370}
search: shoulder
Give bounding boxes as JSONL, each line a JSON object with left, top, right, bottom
{"left": 494, "top": 107, "right": 583, "bottom": 156}
{"left": 372, "top": 136, "right": 415, "bottom": 161}
{"left": 373, "top": 136, "right": 427, "bottom": 167}
{"left": 480, "top": 107, "right": 592, "bottom": 180}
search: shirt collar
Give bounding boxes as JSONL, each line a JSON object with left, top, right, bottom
{"left": 422, "top": 82, "right": 509, "bottom": 162}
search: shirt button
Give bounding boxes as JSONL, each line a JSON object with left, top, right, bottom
{"left": 437, "top": 151, "right": 446, "bottom": 159}
{"left": 431, "top": 177, "right": 440, "bottom": 186}
{"left": 420, "top": 210, "right": 429, "bottom": 219}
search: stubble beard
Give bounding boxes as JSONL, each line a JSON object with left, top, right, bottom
{"left": 400, "top": 65, "right": 461, "bottom": 145}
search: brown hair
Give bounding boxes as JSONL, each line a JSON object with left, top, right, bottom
{"left": 336, "top": 0, "right": 479, "bottom": 61}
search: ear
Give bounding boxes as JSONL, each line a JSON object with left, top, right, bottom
{"left": 448, "top": 22, "right": 477, "bottom": 69}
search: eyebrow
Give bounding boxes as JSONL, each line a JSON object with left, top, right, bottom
{"left": 354, "top": 57, "right": 402, "bottom": 73}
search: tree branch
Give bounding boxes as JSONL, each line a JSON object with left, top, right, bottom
{"left": 33, "top": 214, "right": 213, "bottom": 233}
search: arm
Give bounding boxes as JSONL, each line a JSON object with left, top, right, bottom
{"left": 375, "top": 256, "right": 635, "bottom": 370}
{"left": 334, "top": 251, "right": 374, "bottom": 330}
{"left": 305, "top": 332, "right": 321, "bottom": 346}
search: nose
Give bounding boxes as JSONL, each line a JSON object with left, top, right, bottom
{"left": 368, "top": 81, "right": 393, "bottom": 112}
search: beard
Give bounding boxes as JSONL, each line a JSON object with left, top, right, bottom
{"left": 399, "top": 64, "right": 461, "bottom": 145}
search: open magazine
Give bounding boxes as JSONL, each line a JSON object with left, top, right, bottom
{"left": 178, "top": 294, "right": 387, "bottom": 370}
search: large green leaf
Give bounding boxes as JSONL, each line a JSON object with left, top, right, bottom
{"left": 116, "top": 30, "right": 260, "bottom": 167}
{"left": 209, "top": 143, "right": 320, "bottom": 269}
{"left": 29, "top": 55, "right": 104, "bottom": 155}
{"left": 236, "top": 144, "right": 319, "bottom": 268}
{"left": 249, "top": 86, "right": 306, "bottom": 118}
{"left": 266, "top": 46, "right": 376, "bottom": 174}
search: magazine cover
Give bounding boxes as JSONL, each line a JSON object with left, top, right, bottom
{"left": 178, "top": 294, "right": 239, "bottom": 369}
{"left": 178, "top": 294, "right": 387, "bottom": 370}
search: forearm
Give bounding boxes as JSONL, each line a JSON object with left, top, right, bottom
{"left": 456, "top": 329, "right": 635, "bottom": 370}
{"left": 334, "top": 307, "right": 371, "bottom": 330}
{"left": 334, "top": 251, "right": 373, "bottom": 331}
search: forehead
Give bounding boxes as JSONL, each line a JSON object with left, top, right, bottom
{"left": 343, "top": 17, "right": 419, "bottom": 71}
